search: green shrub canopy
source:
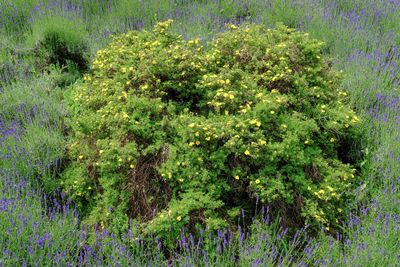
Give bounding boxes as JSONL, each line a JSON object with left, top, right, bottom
{"left": 63, "top": 20, "right": 361, "bottom": 244}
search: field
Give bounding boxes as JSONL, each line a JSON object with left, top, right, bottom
{"left": 1, "top": 0, "right": 399, "bottom": 266}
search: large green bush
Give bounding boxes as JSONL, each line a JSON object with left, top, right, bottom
{"left": 62, "top": 20, "right": 362, "bottom": 245}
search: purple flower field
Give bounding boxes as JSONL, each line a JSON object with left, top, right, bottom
{"left": 1, "top": 0, "right": 399, "bottom": 266}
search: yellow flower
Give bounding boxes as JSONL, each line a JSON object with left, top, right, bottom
{"left": 330, "top": 138, "right": 335, "bottom": 143}
{"left": 130, "top": 164, "right": 135, "bottom": 169}
{"left": 270, "top": 110, "right": 275, "bottom": 115}
{"left": 234, "top": 175, "right": 240, "bottom": 180}
{"left": 78, "top": 155, "right": 84, "bottom": 160}
{"left": 244, "top": 150, "right": 251, "bottom": 155}
{"left": 189, "top": 123, "right": 195, "bottom": 128}
{"left": 249, "top": 119, "right": 261, "bottom": 127}
{"left": 99, "top": 150, "right": 104, "bottom": 154}
{"left": 176, "top": 216, "right": 182, "bottom": 221}
{"left": 304, "top": 140, "right": 309, "bottom": 144}
{"left": 255, "top": 179, "right": 260, "bottom": 184}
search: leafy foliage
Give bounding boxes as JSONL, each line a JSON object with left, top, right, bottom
{"left": 27, "top": 15, "right": 90, "bottom": 73}
{"left": 62, "top": 20, "right": 362, "bottom": 245}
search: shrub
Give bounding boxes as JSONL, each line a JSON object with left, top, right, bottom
{"left": 27, "top": 15, "right": 90, "bottom": 73}
{"left": 62, "top": 20, "right": 362, "bottom": 246}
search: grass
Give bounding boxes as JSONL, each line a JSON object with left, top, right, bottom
{"left": 1, "top": 0, "right": 399, "bottom": 265}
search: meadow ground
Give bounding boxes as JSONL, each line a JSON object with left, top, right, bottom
{"left": 0, "top": 0, "right": 399, "bottom": 266}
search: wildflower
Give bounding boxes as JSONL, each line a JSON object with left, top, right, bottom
{"left": 78, "top": 155, "right": 84, "bottom": 160}
{"left": 270, "top": 110, "right": 275, "bottom": 115}
{"left": 176, "top": 216, "right": 182, "bottom": 221}
{"left": 259, "top": 139, "right": 266, "bottom": 145}
{"left": 255, "top": 179, "right": 260, "bottom": 184}
{"left": 99, "top": 150, "right": 104, "bottom": 154}
{"left": 304, "top": 140, "right": 309, "bottom": 144}
{"left": 244, "top": 150, "right": 251, "bottom": 155}
{"left": 249, "top": 119, "right": 261, "bottom": 127}
{"left": 330, "top": 138, "right": 335, "bottom": 143}
{"left": 130, "top": 164, "right": 134, "bottom": 169}
{"left": 234, "top": 175, "right": 240, "bottom": 180}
